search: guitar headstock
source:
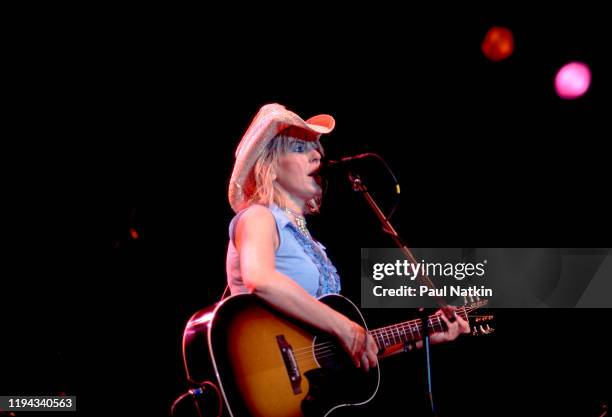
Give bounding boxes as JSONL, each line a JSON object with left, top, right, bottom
{"left": 461, "top": 296, "right": 495, "bottom": 336}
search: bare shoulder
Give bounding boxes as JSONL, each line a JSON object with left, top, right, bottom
{"left": 238, "top": 204, "right": 275, "bottom": 226}
{"left": 234, "top": 205, "right": 278, "bottom": 247}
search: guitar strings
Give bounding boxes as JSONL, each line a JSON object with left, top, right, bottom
{"left": 293, "top": 322, "right": 458, "bottom": 365}
{"left": 292, "top": 306, "right": 481, "bottom": 361}
{"left": 292, "top": 315, "right": 448, "bottom": 358}
{"left": 291, "top": 306, "right": 477, "bottom": 358}
{"left": 291, "top": 307, "right": 482, "bottom": 362}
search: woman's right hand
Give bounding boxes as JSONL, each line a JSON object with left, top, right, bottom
{"left": 335, "top": 316, "right": 379, "bottom": 372}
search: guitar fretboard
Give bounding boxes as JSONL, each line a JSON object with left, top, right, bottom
{"left": 369, "top": 308, "right": 469, "bottom": 351}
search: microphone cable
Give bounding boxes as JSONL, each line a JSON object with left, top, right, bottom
{"left": 170, "top": 380, "right": 222, "bottom": 417}
{"left": 332, "top": 152, "right": 401, "bottom": 223}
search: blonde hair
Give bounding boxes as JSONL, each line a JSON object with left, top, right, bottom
{"left": 243, "top": 133, "right": 324, "bottom": 214}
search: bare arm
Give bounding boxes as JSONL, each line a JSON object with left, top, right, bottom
{"left": 234, "top": 205, "right": 378, "bottom": 370}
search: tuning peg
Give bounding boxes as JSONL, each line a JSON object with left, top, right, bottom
{"left": 478, "top": 324, "right": 495, "bottom": 335}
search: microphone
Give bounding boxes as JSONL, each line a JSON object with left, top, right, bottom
{"left": 316, "top": 153, "right": 374, "bottom": 176}
{"left": 326, "top": 153, "right": 373, "bottom": 167}
{"left": 313, "top": 152, "right": 401, "bottom": 197}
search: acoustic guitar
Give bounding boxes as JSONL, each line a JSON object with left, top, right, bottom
{"left": 182, "top": 293, "right": 492, "bottom": 417}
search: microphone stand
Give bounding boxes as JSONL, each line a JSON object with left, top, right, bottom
{"left": 418, "top": 307, "right": 436, "bottom": 417}
{"left": 346, "top": 170, "right": 444, "bottom": 417}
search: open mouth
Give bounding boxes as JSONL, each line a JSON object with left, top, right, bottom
{"left": 308, "top": 168, "right": 322, "bottom": 186}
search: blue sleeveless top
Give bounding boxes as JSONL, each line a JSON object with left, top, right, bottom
{"left": 226, "top": 204, "right": 341, "bottom": 297}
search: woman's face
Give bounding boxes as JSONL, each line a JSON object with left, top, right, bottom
{"left": 274, "top": 140, "right": 323, "bottom": 206}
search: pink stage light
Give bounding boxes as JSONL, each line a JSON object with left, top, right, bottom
{"left": 555, "top": 62, "right": 591, "bottom": 100}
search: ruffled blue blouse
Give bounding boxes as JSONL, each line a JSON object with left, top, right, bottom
{"left": 226, "top": 204, "right": 341, "bottom": 297}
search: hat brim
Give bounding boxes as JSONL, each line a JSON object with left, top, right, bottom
{"left": 305, "top": 114, "right": 335, "bottom": 135}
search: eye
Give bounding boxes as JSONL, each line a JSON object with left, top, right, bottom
{"left": 292, "top": 142, "right": 306, "bottom": 153}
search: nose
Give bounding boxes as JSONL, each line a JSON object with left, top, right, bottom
{"left": 309, "top": 148, "right": 322, "bottom": 163}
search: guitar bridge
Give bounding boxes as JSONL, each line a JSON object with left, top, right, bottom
{"left": 276, "top": 335, "right": 302, "bottom": 395}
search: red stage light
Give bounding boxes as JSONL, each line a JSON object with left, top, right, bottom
{"left": 129, "top": 228, "right": 139, "bottom": 240}
{"left": 482, "top": 26, "right": 514, "bottom": 62}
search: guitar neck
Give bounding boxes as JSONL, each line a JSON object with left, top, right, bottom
{"left": 369, "top": 307, "right": 468, "bottom": 352}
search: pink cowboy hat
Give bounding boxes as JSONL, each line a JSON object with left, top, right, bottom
{"left": 228, "top": 103, "right": 335, "bottom": 213}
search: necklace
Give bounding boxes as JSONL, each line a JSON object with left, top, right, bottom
{"left": 284, "top": 207, "right": 310, "bottom": 237}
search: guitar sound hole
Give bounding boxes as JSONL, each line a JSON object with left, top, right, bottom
{"left": 312, "top": 335, "right": 353, "bottom": 371}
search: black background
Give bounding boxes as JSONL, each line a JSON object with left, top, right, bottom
{"left": 3, "top": 5, "right": 610, "bottom": 417}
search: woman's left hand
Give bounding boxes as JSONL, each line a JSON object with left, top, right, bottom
{"left": 429, "top": 306, "right": 470, "bottom": 344}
